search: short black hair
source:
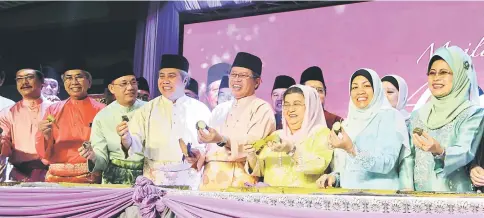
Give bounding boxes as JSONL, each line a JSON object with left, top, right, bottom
{"left": 16, "top": 69, "right": 45, "bottom": 84}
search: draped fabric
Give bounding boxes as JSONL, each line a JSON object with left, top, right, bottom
{"left": 0, "top": 176, "right": 479, "bottom": 217}
{"left": 0, "top": 187, "right": 133, "bottom": 217}
{"left": 137, "top": 1, "right": 254, "bottom": 98}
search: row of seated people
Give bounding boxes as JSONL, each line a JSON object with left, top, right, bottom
{"left": 0, "top": 46, "right": 483, "bottom": 193}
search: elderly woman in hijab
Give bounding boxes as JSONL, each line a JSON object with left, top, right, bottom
{"left": 381, "top": 75, "right": 410, "bottom": 125}
{"left": 244, "top": 84, "right": 333, "bottom": 188}
{"left": 400, "top": 46, "right": 484, "bottom": 192}
{"left": 317, "top": 68, "right": 408, "bottom": 190}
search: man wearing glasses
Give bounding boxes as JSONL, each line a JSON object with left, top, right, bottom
{"left": 136, "top": 76, "right": 151, "bottom": 102}
{"left": 184, "top": 78, "right": 199, "bottom": 100}
{"left": 118, "top": 54, "right": 211, "bottom": 189}
{"left": 300, "top": 66, "right": 342, "bottom": 129}
{"left": 197, "top": 52, "right": 276, "bottom": 190}
{"left": 78, "top": 61, "right": 145, "bottom": 184}
{"left": 0, "top": 67, "right": 52, "bottom": 182}
{"left": 36, "top": 61, "right": 105, "bottom": 183}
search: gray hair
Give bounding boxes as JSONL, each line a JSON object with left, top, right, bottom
{"left": 61, "top": 70, "right": 92, "bottom": 83}
{"left": 180, "top": 70, "right": 190, "bottom": 84}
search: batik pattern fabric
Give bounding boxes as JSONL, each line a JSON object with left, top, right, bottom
{"left": 45, "top": 163, "right": 101, "bottom": 183}
{"left": 101, "top": 159, "right": 144, "bottom": 185}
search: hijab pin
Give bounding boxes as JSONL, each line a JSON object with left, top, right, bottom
{"left": 464, "top": 61, "right": 470, "bottom": 70}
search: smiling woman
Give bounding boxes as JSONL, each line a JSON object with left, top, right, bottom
{"left": 317, "top": 68, "right": 409, "bottom": 191}
{"left": 401, "top": 46, "right": 484, "bottom": 192}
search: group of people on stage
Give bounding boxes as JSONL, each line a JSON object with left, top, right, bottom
{"left": 1, "top": 45, "right": 484, "bottom": 193}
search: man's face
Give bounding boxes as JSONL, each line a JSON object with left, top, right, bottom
{"left": 207, "top": 80, "right": 221, "bottom": 109}
{"left": 271, "top": 88, "right": 287, "bottom": 113}
{"left": 109, "top": 75, "right": 138, "bottom": 106}
{"left": 304, "top": 80, "right": 326, "bottom": 106}
{"left": 42, "top": 78, "right": 59, "bottom": 96}
{"left": 229, "top": 67, "right": 260, "bottom": 99}
{"left": 63, "top": 70, "right": 91, "bottom": 99}
{"left": 16, "top": 69, "right": 43, "bottom": 99}
{"left": 158, "top": 68, "right": 186, "bottom": 101}
{"left": 137, "top": 90, "right": 150, "bottom": 101}
{"left": 217, "top": 87, "right": 233, "bottom": 104}
{"left": 185, "top": 89, "right": 199, "bottom": 100}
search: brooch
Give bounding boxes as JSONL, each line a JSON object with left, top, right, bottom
{"left": 464, "top": 61, "right": 470, "bottom": 70}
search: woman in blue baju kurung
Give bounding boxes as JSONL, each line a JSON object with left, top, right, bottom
{"left": 400, "top": 46, "right": 484, "bottom": 192}
{"left": 317, "top": 68, "right": 409, "bottom": 190}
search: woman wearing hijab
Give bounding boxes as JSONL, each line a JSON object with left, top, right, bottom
{"left": 317, "top": 68, "right": 408, "bottom": 190}
{"left": 244, "top": 84, "right": 333, "bottom": 188}
{"left": 381, "top": 75, "right": 410, "bottom": 125}
{"left": 401, "top": 46, "right": 484, "bottom": 192}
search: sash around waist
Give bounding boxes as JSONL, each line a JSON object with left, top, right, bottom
{"left": 110, "top": 158, "right": 144, "bottom": 170}
{"left": 48, "top": 163, "right": 90, "bottom": 177}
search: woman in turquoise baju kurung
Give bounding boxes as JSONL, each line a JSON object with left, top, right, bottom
{"left": 317, "top": 68, "right": 409, "bottom": 190}
{"left": 400, "top": 46, "right": 484, "bottom": 192}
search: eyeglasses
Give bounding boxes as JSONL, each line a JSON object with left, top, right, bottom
{"left": 283, "top": 103, "right": 305, "bottom": 110}
{"left": 229, "top": 73, "right": 256, "bottom": 80}
{"left": 15, "top": 75, "right": 36, "bottom": 83}
{"left": 64, "top": 75, "right": 86, "bottom": 83}
{"left": 112, "top": 81, "right": 138, "bottom": 88}
{"left": 310, "top": 86, "right": 325, "bottom": 94}
{"left": 427, "top": 70, "right": 453, "bottom": 78}
{"left": 138, "top": 94, "right": 149, "bottom": 101}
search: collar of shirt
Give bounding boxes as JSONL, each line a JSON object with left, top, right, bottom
{"left": 114, "top": 100, "right": 142, "bottom": 113}
{"left": 21, "top": 97, "right": 43, "bottom": 110}
{"left": 68, "top": 97, "right": 92, "bottom": 106}
{"left": 233, "top": 94, "right": 256, "bottom": 108}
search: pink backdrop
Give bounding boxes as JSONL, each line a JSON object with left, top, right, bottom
{"left": 183, "top": 1, "right": 484, "bottom": 117}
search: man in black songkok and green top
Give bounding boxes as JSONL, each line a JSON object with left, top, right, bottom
{"left": 79, "top": 60, "right": 145, "bottom": 184}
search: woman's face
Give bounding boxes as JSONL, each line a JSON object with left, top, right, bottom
{"left": 428, "top": 59, "right": 453, "bottom": 98}
{"left": 383, "top": 81, "right": 399, "bottom": 108}
{"left": 351, "top": 75, "right": 374, "bottom": 109}
{"left": 283, "top": 92, "right": 306, "bottom": 133}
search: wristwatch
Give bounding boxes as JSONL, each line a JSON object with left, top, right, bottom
{"left": 286, "top": 146, "right": 297, "bottom": 156}
{"left": 216, "top": 136, "right": 227, "bottom": 147}
{"left": 434, "top": 149, "right": 446, "bottom": 160}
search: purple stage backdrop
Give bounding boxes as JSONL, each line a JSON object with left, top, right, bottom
{"left": 182, "top": 1, "right": 484, "bottom": 117}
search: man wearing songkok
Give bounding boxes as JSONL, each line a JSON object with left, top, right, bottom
{"left": 136, "top": 76, "right": 151, "bottom": 101}
{"left": 209, "top": 75, "right": 233, "bottom": 127}
{"left": 36, "top": 60, "right": 105, "bottom": 183}
{"left": 119, "top": 54, "right": 211, "bottom": 189}
{"left": 78, "top": 61, "right": 145, "bottom": 184}
{"left": 205, "top": 63, "right": 231, "bottom": 110}
{"left": 217, "top": 75, "right": 233, "bottom": 105}
{"left": 272, "top": 75, "right": 296, "bottom": 130}
{"left": 41, "top": 66, "right": 61, "bottom": 103}
{"left": 197, "top": 52, "right": 276, "bottom": 190}
{"left": 300, "top": 66, "right": 343, "bottom": 129}
{"left": 185, "top": 78, "right": 199, "bottom": 100}
{"left": 0, "top": 67, "right": 52, "bottom": 182}
{"left": 0, "top": 70, "right": 14, "bottom": 110}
